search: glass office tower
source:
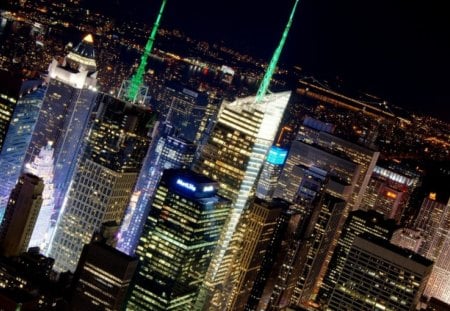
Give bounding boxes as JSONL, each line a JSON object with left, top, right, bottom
{"left": 127, "top": 169, "right": 230, "bottom": 310}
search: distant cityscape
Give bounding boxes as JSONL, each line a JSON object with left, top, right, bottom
{"left": 0, "top": 0, "right": 449, "bottom": 310}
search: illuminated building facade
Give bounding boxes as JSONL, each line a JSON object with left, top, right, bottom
{"left": 118, "top": 135, "right": 196, "bottom": 255}
{"left": 415, "top": 197, "right": 450, "bottom": 304}
{"left": 193, "top": 91, "right": 290, "bottom": 303}
{"left": 0, "top": 173, "right": 43, "bottom": 257}
{"left": 158, "top": 81, "right": 219, "bottom": 145}
{"left": 71, "top": 241, "right": 138, "bottom": 310}
{"left": 318, "top": 209, "right": 396, "bottom": 305}
{"left": 24, "top": 142, "right": 55, "bottom": 252}
{"left": 256, "top": 146, "right": 288, "bottom": 201}
{"left": 27, "top": 35, "right": 98, "bottom": 228}
{"left": 274, "top": 139, "right": 359, "bottom": 204}
{"left": 280, "top": 123, "right": 379, "bottom": 211}
{"left": 362, "top": 165, "right": 420, "bottom": 223}
{"left": 0, "top": 83, "right": 46, "bottom": 219}
{"left": 290, "top": 194, "right": 346, "bottom": 307}
{"left": 269, "top": 192, "right": 346, "bottom": 309}
{"left": 0, "top": 70, "right": 21, "bottom": 153}
{"left": 223, "top": 198, "right": 287, "bottom": 310}
{"left": 0, "top": 35, "right": 100, "bottom": 230}
{"left": 49, "top": 94, "right": 153, "bottom": 272}
{"left": 327, "top": 235, "right": 432, "bottom": 311}
{"left": 127, "top": 169, "right": 230, "bottom": 310}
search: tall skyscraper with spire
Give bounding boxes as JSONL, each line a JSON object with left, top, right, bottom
{"left": 114, "top": 0, "right": 168, "bottom": 255}
{"left": 193, "top": 1, "right": 299, "bottom": 309}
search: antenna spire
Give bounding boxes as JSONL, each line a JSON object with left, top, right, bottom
{"left": 126, "top": 0, "right": 168, "bottom": 103}
{"left": 255, "top": 0, "right": 300, "bottom": 103}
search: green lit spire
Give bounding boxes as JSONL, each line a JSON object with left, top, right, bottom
{"left": 126, "top": 0, "right": 167, "bottom": 102}
{"left": 255, "top": 0, "right": 300, "bottom": 103}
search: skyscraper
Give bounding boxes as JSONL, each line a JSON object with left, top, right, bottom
{"left": 38, "top": 34, "right": 98, "bottom": 224}
{"left": 327, "top": 234, "right": 432, "bottom": 311}
{"left": 0, "top": 173, "right": 43, "bottom": 257}
{"left": 0, "top": 83, "right": 46, "bottom": 219}
{"left": 118, "top": 135, "right": 197, "bottom": 255}
{"left": 49, "top": 93, "right": 153, "bottom": 272}
{"left": 391, "top": 228, "right": 423, "bottom": 253}
{"left": 193, "top": 91, "right": 291, "bottom": 302}
{"left": 275, "top": 123, "right": 379, "bottom": 211}
{"left": 268, "top": 192, "right": 347, "bottom": 310}
{"left": 192, "top": 0, "right": 299, "bottom": 303}
{"left": 361, "top": 164, "right": 420, "bottom": 223}
{"left": 274, "top": 140, "right": 359, "bottom": 204}
{"left": 415, "top": 196, "right": 450, "bottom": 304}
{"left": 0, "top": 70, "right": 22, "bottom": 153}
{"left": 225, "top": 198, "right": 288, "bottom": 310}
{"left": 127, "top": 169, "right": 230, "bottom": 310}
{"left": 158, "top": 81, "right": 219, "bottom": 145}
{"left": 24, "top": 142, "right": 55, "bottom": 252}
{"left": 0, "top": 35, "right": 98, "bottom": 225}
{"left": 256, "top": 146, "right": 288, "bottom": 201}
{"left": 318, "top": 209, "right": 397, "bottom": 304}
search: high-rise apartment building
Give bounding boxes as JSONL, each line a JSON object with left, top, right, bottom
{"left": 327, "top": 235, "right": 432, "bottom": 311}
{"left": 0, "top": 173, "right": 43, "bottom": 257}
{"left": 127, "top": 169, "right": 230, "bottom": 310}
{"left": 49, "top": 93, "right": 153, "bottom": 272}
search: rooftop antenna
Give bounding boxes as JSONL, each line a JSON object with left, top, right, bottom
{"left": 123, "top": 0, "right": 168, "bottom": 104}
{"left": 255, "top": 0, "right": 300, "bottom": 103}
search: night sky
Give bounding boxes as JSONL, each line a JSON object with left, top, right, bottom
{"left": 100, "top": 0, "right": 450, "bottom": 121}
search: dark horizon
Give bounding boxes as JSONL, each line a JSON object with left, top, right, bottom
{"left": 88, "top": 0, "right": 450, "bottom": 122}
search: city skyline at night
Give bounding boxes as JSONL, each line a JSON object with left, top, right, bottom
{"left": 0, "top": 0, "right": 449, "bottom": 310}
{"left": 89, "top": 0, "right": 450, "bottom": 122}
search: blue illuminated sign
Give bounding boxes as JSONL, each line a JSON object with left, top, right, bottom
{"left": 267, "top": 146, "right": 288, "bottom": 165}
{"left": 203, "top": 185, "right": 214, "bottom": 192}
{"left": 176, "top": 178, "right": 197, "bottom": 192}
